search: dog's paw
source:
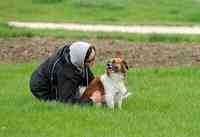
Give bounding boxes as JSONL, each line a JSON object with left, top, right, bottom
{"left": 123, "top": 92, "right": 132, "bottom": 99}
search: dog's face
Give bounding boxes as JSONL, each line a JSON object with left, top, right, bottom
{"left": 106, "top": 57, "right": 129, "bottom": 77}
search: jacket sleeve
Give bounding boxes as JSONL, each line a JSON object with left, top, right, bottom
{"left": 57, "top": 74, "right": 94, "bottom": 105}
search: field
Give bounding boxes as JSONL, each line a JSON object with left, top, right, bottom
{"left": 1, "top": 63, "right": 200, "bottom": 137}
{"left": 1, "top": 0, "right": 200, "bottom": 43}
{"left": 1, "top": 0, "right": 200, "bottom": 137}
{"left": 1, "top": 0, "right": 200, "bottom": 25}
{"left": 1, "top": 37, "right": 200, "bottom": 137}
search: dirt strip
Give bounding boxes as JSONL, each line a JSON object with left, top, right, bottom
{"left": 1, "top": 37, "right": 200, "bottom": 67}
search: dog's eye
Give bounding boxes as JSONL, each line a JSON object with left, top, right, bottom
{"left": 114, "top": 65, "right": 118, "bottom": 69}
{"left": 112, "top": 64, "right": 119, "bottom": 71}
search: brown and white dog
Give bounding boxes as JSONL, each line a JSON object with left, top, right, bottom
{"left": 80, "top": 52, "right": 131, "bottom": 108}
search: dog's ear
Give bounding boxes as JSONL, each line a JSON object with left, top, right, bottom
{"left": 122, "top": 60, "right": 129, "bottom": 70}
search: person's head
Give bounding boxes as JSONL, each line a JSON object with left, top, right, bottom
{"left": 69, "top": 41, "right": 96, "bottom": 69}
{"left": 84, "top": 46, "right": 96, "bottom": 67}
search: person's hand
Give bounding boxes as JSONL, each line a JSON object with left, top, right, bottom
{"left": 90, "top": 90, "right": 104, "bottom": 103}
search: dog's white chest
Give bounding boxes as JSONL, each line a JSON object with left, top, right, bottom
{"left": 100, "top": 74, "right": 128, "bottom": 108}
{"left": 102, "top": 76, "right": 125, "bottom": 93}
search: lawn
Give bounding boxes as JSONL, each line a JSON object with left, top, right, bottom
{"left": 0, "top": 63, "right": 200, "bottom": 137}
{"left": 1, "top": 0, "right": 200, "bottom": 43}
{"left": 0, "top": 0, "right": 200, "bottom": 25}
{"left": 0, "top": 1, "right": 200, "bottom": 136}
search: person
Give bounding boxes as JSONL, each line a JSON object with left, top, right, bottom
{"left": 29, "top": 41, "right": 102, "bottom": 105}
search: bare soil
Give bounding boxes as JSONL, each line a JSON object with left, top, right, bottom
{"left": 1, "top": 37, "right": 200, "bottom": 67}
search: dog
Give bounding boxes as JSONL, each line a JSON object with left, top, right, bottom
{"left": 80, "top": 52, "right": 131, "bottom": 108}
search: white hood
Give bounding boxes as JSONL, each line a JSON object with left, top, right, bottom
{"left": 69, "top": 41, "right": 90, "bottom": 69}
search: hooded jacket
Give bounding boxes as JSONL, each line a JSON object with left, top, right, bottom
{"left": 29, "top": 42, "right": 94, "bottom": 104}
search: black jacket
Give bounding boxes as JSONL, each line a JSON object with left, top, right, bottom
{"left": 29, "top": 45, "right": 94, "bottom": 104}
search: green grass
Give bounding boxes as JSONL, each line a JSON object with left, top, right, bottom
{"left": 0, "top": 63, "right": 200, "bottom": 137}
{"left": 1, "top": 0, "right": 200, "bottom": 25}
{"left": 1, "top": 0, "right": 200, "bottom": 43}
{"left": 1, "top": 22, "right": 200, "bottom": 43}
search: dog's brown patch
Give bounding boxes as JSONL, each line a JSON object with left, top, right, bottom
{"left": 80, "top": 77, "right": 105, "bottom": 101}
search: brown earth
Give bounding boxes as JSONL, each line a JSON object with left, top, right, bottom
{"left": 1, "top": 37, "right": 200, "bottom": 67}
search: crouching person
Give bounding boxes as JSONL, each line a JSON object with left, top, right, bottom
{"left": 29, "top": 41, "right": 103, "bottom": 105}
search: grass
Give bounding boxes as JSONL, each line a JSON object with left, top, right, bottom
{"left": 1, "top": 1, "right": 200, "bottom": 136}
{"left": 1, "top": 0, "right": 200, "bottom": 25}
{"left": 0, "top": 63, "right": 200, "bottom": 137}
{"left": 1, "top": 0, "right": 200, "bottom": 43}
{"left": 1, "top": 22, "right": 200, "bottom": 43}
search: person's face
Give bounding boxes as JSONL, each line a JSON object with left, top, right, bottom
{"left": 85, "top": 49, "right": 96, "bottom": 67}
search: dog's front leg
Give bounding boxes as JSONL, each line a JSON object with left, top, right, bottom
{"left": 105, "top": 94, "right": 115, "bottom": 109}
{"left": 117, "top": 98, "right": 123, "bottom": 109}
